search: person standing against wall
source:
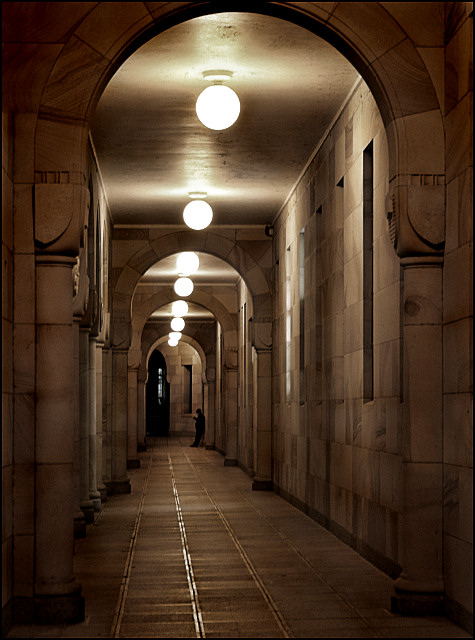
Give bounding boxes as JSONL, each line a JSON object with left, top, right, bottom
{"left": 190, "top": 408, "right": 205, "bottom": 447}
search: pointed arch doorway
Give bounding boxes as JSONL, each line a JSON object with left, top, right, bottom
{"left": 146, "top": 349, "right": 170, "bottom": 437}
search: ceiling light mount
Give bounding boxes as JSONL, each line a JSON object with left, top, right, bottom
{"left": 183, "top": 194, "right": 213, "bottom": 230}
{"left": 202, "top": 69, "right": 233, "bottom": 83}
{"left": 196, "top": 69, "right": 240, "bottom": 131}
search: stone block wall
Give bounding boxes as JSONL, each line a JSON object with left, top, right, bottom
{"left": 2, "top": 110, "right": 14, "bottom": 630}
{"left": 442, "top": 3, "right": 473, "bottom": 625}
{"left": 273, "top": 79, "right": 402, "bottom": 575}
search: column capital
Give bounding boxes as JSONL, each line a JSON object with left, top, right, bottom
{"left": 387, "top": 176, "right": 445, "bottom": 259}
{"left": 34, "top": 182, "right": 89, "bottom": 256}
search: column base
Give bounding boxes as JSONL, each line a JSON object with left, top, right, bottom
{"left": 224, "top": 457, "right": 237, "bottom": 466}
{"left": 80, "top": 504, "right": 95, "bottom": 524}
{"left": 90, "top": 491, "right": 102, "bottom": 512}
{"left": 34, "top": 592, "right": 85, "bottom": 625}
{"left": 104, "top": 479, "right": 131, "bottom": 495}
{"left": 74, "top": 515, "right": 86, "bottom": 539}
{"left": 252, "top": 479, "right": 273, "bottom": 491}
{"left": 127, "top": 458, "right": 141, "bottom": 469}
{"left": 98, "top": 485, "right": 108, "bottom": 502}
{"left": 391, "top": 585, "right": 445, "bottom": 616}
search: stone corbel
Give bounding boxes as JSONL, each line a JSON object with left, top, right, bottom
{"left": 250, "top": 318, "right": 272, "bottom": 351}
{"left": 138, "top": 366, "right": 148, "bottom": 385}
{"left": 72, "top": 249, "right": 89, "bottom": 319}
{"left": 34, "top": 181, "right": 90, "bottom": 256}
{"left": 387, "top": 175, "right": 445, "bottom": 258}
{"left": 224, "top": 348, "right": 238, "bottom": 370}
{"left": 205, "top": 367, "right": 216, "bottom": 382}
{"left": 111, "top": 320, "right": 132, "bottom": 350}
{"left": 128, "top": 347, "right": 142, "bottom": 369}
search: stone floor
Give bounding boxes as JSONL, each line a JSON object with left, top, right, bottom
{"left": 7, "top": 437, "right": 472, "bottom": 638}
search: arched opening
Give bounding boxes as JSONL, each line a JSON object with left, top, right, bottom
{"left": 145, "top": 349, "right": 170, "bottom": 437}
{"left": 4, "top": 2, "right": 471, "bottom": 633}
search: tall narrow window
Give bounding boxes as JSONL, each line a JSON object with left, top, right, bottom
{"left": 157, "top": 367, "right": 165, "bottom": 404}
{"left": 285, "top": 245, "right": 292, "bottom": 403}
{"left": 184, "top": 364, "right": 192, "bottom": 413}
{"left": 363, "top": 142, "right": 374, "bottom": 402}
{"left": 299, "top": 229, "right": 305, "bottom": 405}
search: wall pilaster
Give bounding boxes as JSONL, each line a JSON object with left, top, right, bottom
{"left": 391, "top": 256, "right": 444, "bottom": 615}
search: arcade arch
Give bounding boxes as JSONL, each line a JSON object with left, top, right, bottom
{"left": 3, "top": 1, "right": 466, "bottom": 630}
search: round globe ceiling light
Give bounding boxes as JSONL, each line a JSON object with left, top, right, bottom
{"left": 196, "top": 83, "right": 240, "bottom": 131}
{"left": 169, "top": 331, "right": 182, "bottom": 343}
{"left": 168, "top": 337, "right": 179, "bottom": 347}
{"left": 171, "top": 316, "right": 185, "bottom": 332}
{"left": 171, "top": 300, "right": 188, "bottom": 317}
{"left": 176, "top": 251, "right": 200, "bottom": 276}
{"left": 174, "top": 276, "right": 193, "bottom": 297}
{"left": 183, "top": 199, "right": 213, "bottom": 230}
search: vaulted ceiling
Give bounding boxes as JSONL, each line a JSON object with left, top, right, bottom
{"left": 91, "top": 11, "right": 360, "bottom": 320}
{"left": 91, "top": 11, "right": 360, "bottom": 229}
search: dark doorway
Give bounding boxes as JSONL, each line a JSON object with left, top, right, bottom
{"left": 146, "top": 349, "right": 170, "bottom": 437}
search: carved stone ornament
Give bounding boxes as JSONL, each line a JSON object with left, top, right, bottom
{"left": 34, "top": 182, "right": 90, "bottom": 255}
{"left": 250, "top": 319, "right": 272, "bottom": 350}
{"left": 387, "top": 176, "right": 445, "bottom": 258}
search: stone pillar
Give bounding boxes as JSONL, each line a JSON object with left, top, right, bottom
{"left": 104, "top": 348, "right": 131, "bottom": 494}
{"left": 204, "top": 377, "right": 216, "bottom": 450}
{"left": 127, "top": 367, "right": 140, "bottom": 468}
{"left": 137, "top": 367, "right": 147, "bottom": 451}
{"left": 35, "top": 255, "right": 84, "bottom": 623}
{"left": 88, "top": 337, "right": 101, "bottom": 511}
{"left": 252, "top": 348, "right": 273, "bottom": 490}
{"left": 391, "top": 256, "right": 444, "bottom": 615}
{"left": 72, "top": 320, "right": 86, "bottom": 538}
{"left": 224, "top": 361, "right": 238, "bottom": 466}
{"left": 95, "top": 341, "right": 107, "bottom": 502}
{"left": 79, "top": 328, "right": 94, "bottom": 523}
{"left": 102, "top": 347, "right": 112, "bottom": 489}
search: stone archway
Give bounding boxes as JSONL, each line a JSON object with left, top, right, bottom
{"left": 5, "top": 1, "right": 450, "bottom": 624}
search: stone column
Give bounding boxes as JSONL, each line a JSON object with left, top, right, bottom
{"left": 72, "top": 319, "right": 86, "bottom": 538}
{"left": 252, "top": 347, "right": 273, "bottom": 490}
{"left": 127, "top": 367, "right": 140, "bottom": 468}
{"left": 102, "top": 347, "right": 112, "bottom": 490}
{"left": 95, "top": 341, "right": 107, "bottom": 502}
{"left": 88, "top": 337, "right": 101, "bottom": 511}
{"left": 104, "top": 348, "right": 131, "bottom": 494}
{"left": 79, "top": 328, "right": 94, "bottom": 523}
{"left": 204, "top": 377, "right": 216, "bottom": 450}
{"left": 391, "top": 256, "right": 444, "bottom": 615}
{"left": 35, "top": 255, "right": 84, "bottom": 623}
{"left": 223, "top": 360, "right": 238, "bottom": 466}
{"left": 137, "top": 367, "right": 147, "bottom": 451}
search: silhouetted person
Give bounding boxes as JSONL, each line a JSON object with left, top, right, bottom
{"left": 190, "top": 408, "right": 205, "bottom": 447}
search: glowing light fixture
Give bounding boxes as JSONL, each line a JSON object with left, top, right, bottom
{"left": 174, "top": 276, "right": 193, "bottom": 297}
{"left": 169, "top": 331, "right": 182, "bottom": 343}
{"left": 183, "top": 193, "right": 213, "bottom": 230}
{"left": 176, "top": 251, "right": 200, "bottom": 276}
{"left": 172, "top": 300, "right": 188, "bottom": 317}
{"left": 171, "top": 316, "right": 185, "bottom": 332}
{"left": 196, "top": 70, "right": 240, "bottom": 131}
{"left": 168, "top": 337, "right": 178, "bottom": 347}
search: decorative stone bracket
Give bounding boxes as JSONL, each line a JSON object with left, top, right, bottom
{"left": 250, "top": 318, "right": 272, "bottom": 351}
{"left": 34, "top": 182, "right": 89, "bottom": 256}
{"left": 387, "top": 175, "right": 445, "bottom": 258}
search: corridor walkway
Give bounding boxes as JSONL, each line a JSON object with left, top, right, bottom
{"left": 8, "top": 438, "right": 471, "bottom": 639}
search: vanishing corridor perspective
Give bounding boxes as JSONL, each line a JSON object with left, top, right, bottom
{"left": 2, "top": 2, "right": 473, "bottom": 638}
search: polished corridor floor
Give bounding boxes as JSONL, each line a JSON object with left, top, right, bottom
{"left": 8, "top": 437, "right": 472, "bottom": 638}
